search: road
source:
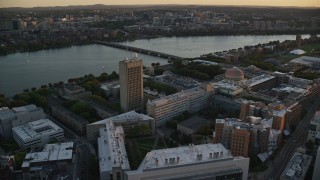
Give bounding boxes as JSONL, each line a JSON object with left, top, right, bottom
{"left": 265, "top": 97, "right": 320, "bottom": 180}
{"left": 78, "top": 144, "right": 91, "bottom": 180}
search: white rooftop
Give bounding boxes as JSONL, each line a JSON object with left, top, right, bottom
{"left": 212, "top": 80, "right": 243, "bottom": 91}
{"left": 12, "top": 119, "right": 63, "bottom": 141}
{"left": 289, "top": 49, "right": 305, "bottom": 55}
{"left": 148, "top": 85, "right": 206, "bottom": 107}
{"left": 273, "top": 109, "right": 287, "bottom": 117}
{"left": 246, "top": 75, "right": 275, "bottom": 87}
{"left": 91, "top": 111, "right": 153, "bottom": 125}
{"left": 290, "top": 56, "right": 320, "bottom": 66}
{"left": 98, "top": 121, "right": 130, "bottom": 173}
{"left": 137, "top": 143, "right": 233, "bottom": 170}
{"left": 22, "top": 142, "right": 74, "bottom": 168}
{"left": 282, "top": 152, "right": 312, "bottom": 179}
{"left": 12, "top": 104, "right": 39, "bottom": 113}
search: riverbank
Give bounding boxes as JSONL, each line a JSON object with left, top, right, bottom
{"left": 0, "top": 32, "right": 314, "bottom": 57}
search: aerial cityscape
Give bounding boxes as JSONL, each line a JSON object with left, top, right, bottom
{"left": 0, "top": 1, "right": 320, "bottom": 180}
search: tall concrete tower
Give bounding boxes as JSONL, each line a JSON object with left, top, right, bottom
{"left": 119, "top": 54, "right": 143, "bottom": 112}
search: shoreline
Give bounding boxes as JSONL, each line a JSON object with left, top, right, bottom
{"left": 0, "top": 33, "right": 314, "bottom": 57}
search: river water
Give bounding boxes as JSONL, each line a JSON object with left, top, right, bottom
{"left": 0, "top": 35, "right": 310, "bottom": 96}
{"left": 121, "top": 35, "right": 310, "bottom": 58}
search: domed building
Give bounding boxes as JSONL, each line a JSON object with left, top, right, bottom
{"left": 225, "top": 67, "right": 245, "bottom": 81}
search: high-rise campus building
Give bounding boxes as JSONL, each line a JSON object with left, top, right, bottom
{"left": 119, "top": 55, "right": 144, "bottom": 112}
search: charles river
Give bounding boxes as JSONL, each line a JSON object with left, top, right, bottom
{"left": 0, "top": 34, "right": 310, "bottom": 96}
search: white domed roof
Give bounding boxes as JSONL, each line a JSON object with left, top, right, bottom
{"left": 289, "top": 49, "right": 305, "bottom": 55}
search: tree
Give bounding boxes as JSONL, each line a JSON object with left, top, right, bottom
{"left": 23, "top": 89, "right": 29, "bottom": 93}
{"left": 109, "top": 71, "right": 119, "bottom": 80}
{"left": 14, "top": 151, "right": 27, "bottom": 170}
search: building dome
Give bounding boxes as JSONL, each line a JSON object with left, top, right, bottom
{"left": 225, "top": 67, "right": 244, "bottom": 81}
{"left": 289, "top": 49, "right": 305, "bottom": 55}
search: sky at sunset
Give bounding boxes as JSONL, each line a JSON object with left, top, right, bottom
{"left": 1, "top": 0, "right": 320, "bottom": 8}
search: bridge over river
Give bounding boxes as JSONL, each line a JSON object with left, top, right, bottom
{"left": 95, "top": 41, "right": 184, "bottom": 60}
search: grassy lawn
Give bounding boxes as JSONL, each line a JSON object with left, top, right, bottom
{"left": 126, "top": 137, "right": 179, "bottom": 169}
{"left": 126, "top": 138, "right": 155, "bottom": 170}
{"left": 136, "top": 138, "right": 156, "bottom": 147}
{"left": 156, "top": 138, "right": 167, "bottom": 149}
{"left": 301, "top": 43, "right": 320, "bottom": 53}
{"left": 277, "top": 54, "right": 300, "bottom": 62}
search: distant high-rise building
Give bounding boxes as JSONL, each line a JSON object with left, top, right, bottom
{"left": 119, "top": 55, "right": 144, "bottom": 112}
{"left": 0, "top": 19, "right": 24, "bottom": 31}
{"left": 296, "top": 34, "right": 302, "bottom": 47}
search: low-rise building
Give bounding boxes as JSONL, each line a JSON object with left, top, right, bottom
{"left": 212, "top": 80, "right": 243, "bottom": 96}
{"left": 214, "top": 118, "right": 271, "bottom": 158}
{"left": 63, "top": 83, "right": 92, "bottom": 100}
{"left": 246, "top": 74, "right": 277, "bottom": 92}
{"left": 124, "top": 143, "right": 249, "bottom": 180}
{"left": 177, "top": 116, "right": 211, "bottom": 135}
{"left": 0, "top": 104, "right": 46, "bottom": 140}
{"left": 101, "top": 83, "right": 121, "bottom": 98}
{"left": 147, "top": 84, "right": 213, "bottom": 127}
{"left": 21, "top": 142, "right": 74, "bottom": 180}
{"left": 81, "top": 99, "right": 118, "bottom": 119}
{"left": 98, "top": 121, "right": 130, "bottom": 180}
{"left": 212, "top": 95, "right": 242, "bottom": 115}
{"left": 308, "top": 111, "right": 320, "bottom": 142}
{"left": 12, "top": 119, "right": 64, "bottom": 149}
{"left": 0, "top": 155, "right": 13, "bottom": 180}
{"left": 51, "top": 106, "right": 88, "bottom": 135}
{"left": 281, "top": 152, "right": 312, "bottom": 180}
{"left": 86, "top": 111, "right": 155, "bottom": 142}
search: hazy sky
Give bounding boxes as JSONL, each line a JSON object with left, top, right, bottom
{"left": 1, "top": 0, "right": 320, "bottom": 8}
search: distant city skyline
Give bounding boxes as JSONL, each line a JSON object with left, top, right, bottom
{"left": 1, "top": 0, "right": 320, "bottom": 8}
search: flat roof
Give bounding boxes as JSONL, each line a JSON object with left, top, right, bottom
{"left": 272, "top": 109, "right": 287, "bottom": 117}
{"left": 212, "top": 80, "right": 243, "bottom": 91}
{"left": 91, "top": 111, "right": 153, "bottom": 125}
{"left": 137, "top": 143, "right": 234, "bottom": 170}
{"left": 178, "top": 116, "right": 211, "bottom": 131}
{"left": 148, "top": 85, "right": 207, "bottom": 107}
{"left": 290, "top": 56, "right": 320, "bottom": 66}
{"left": 83, "top": 99, "right": 118, "bottom": 114}
{"left": 52, "top": 106, "right": 88, "bottom": 124}
{"left": 282, "top": 152, "right": 312, "bottom": 179}
{"left": 22, "top": 142, "right": 74, "bottom": 168}
{"left": 64, "top": 84, "right": 84, "bottom": 91}
{"left": 12, "top": 119, "right": 63, "bottom": 141}
{"left": 272, "top": 84, "right": 309, "bottom": 94}
{"left": 98, "top": 121, "right": 130, "bottom": 173}
{"left": 246, "top": 75, "right": 275, "bottom": 87}
{"left": 12, "top": 104, "right": 40, "bottom": 114}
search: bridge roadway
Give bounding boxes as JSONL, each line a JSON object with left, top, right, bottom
{"left": 95, "top": 41, "right": 184, "bottom": 60}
